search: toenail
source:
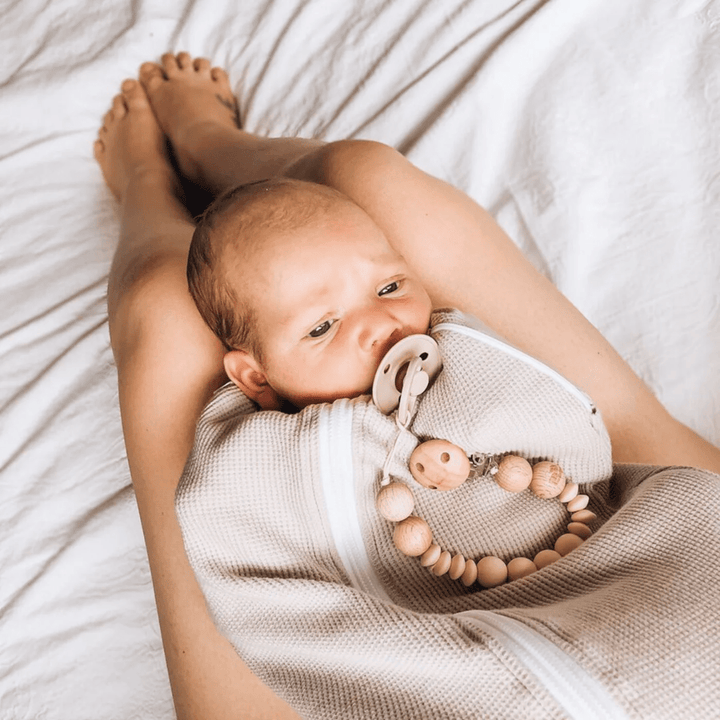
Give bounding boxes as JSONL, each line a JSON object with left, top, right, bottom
{"left": 122, "top": 79, "right": 136, "bottom": 91}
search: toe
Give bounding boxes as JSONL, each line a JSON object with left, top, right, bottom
{"left": 193, "top": 57, "right": 211, "bottom": 73}
{"left": 93, "top": 139, "right": 105, "bottom": 159}
{"left": 161, "top": 52, "right": 180, "bottom": 76}
{"left": 103, "top": 109, "right": 114, "bottom": 127}
{"left": 211, "top": 66, "right": 229, "bottom": 82}
{"left": 177, "top": 51, "right": 193, "bottom": 69}
{"left": 112, "top": 93, "right": 127, "bottom": 118}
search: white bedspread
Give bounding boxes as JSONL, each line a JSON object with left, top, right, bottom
{"left": 1, "top": 0, "right": 718, "bottom": 718}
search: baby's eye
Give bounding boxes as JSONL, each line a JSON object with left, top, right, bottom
{"left": 308, "top": 319, "right": 335, "bottom": 338}
{"left": 378, "top": 281, "right": 400, "bottom": 296}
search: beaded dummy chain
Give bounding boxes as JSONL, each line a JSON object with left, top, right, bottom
{"left": 376, "top": 447, "right": 597, "bottom": 588}
{"left": 371, "top": 333, "right": 596, "bottom": 589}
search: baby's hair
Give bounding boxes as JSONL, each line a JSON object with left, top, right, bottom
{"left": 187, "top": 177, "right": 350, "bottom": 361}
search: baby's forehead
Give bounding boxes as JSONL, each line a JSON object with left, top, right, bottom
{"left": 216, "top": 186, "right": 399, "bottom": 292}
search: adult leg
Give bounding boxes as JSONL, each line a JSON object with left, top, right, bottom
{"left": 95, "top": 79, "right": 300, "bottom": 720}
{"left": 139, "top": 53, "right": 720, "bottom": 473}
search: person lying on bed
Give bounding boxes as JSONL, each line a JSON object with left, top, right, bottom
{"left": 93, "top": 53, "right": 720, "bottom": 720}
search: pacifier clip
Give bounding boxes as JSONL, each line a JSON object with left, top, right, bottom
{"left": 371, "top": 334, "right": 596, "bottom": 589}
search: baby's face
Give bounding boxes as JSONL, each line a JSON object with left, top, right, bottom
{"left": 244, "top": 204, "right": 432, "bottom": 408}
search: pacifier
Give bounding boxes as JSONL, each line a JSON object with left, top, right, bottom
{"left": 372, "top": 333, "right": 442, "bottom": 426}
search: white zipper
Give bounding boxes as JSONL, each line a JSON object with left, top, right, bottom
{"left": 459, "top": 610, "right": 629, "bottom": 720}
{"left": 317, "top": 400, "right": 391, "bottom": 601}
{"left": 432, "top": 322, "right": 597, "bottom": 414}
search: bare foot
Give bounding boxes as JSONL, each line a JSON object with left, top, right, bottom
{"left": 139, "top": 53, "right": 240, "bottom": 184}
{"left": 94, "top": 79, "right": 176, "bottom": 203}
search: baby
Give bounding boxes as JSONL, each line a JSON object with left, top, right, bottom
{"left": 187, "top": 176, "right": 433, "bottom": 410}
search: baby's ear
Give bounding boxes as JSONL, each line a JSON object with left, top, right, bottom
{"left": 224, "top": 350, "right": 282, "bottom": 410}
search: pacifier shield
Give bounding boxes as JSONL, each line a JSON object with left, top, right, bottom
{"left": 372, "top": 334, "right": 442, "bottom": 415}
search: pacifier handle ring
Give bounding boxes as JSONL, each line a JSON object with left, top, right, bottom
{"left": 397, "top": 356, "right": 423, "bottom": 427}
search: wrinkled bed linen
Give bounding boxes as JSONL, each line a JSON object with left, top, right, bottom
{"left": 1, "top": 1, "right": 719, "bottom": 718}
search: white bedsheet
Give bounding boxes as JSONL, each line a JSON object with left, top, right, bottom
{"left": 1, "top": 0, "right": 718, "bottom": 717}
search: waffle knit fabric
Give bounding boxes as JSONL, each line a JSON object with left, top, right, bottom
{"left": 176, "top": 309, "right": 720, "bottom": 719}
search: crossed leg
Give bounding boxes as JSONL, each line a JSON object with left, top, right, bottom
{"left": 94, "top": 69, "right": 305, "bottom": 720}
{"left": 95, "top": 51, "right": 401, "bottom": 720}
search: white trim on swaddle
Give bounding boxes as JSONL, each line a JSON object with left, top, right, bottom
{"left": 318, "top": 401, "right": 391, "bottom": 601}
{"left": 459, "top": 610, "right": 630, "bottom": 720}
{"left": 432, "top": 319, "right": 598, "bottom": 417}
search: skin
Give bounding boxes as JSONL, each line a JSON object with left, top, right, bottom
{"left": 94, "top": 52, "right": 720, "bottom": 720}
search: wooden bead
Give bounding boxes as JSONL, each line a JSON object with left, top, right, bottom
{"left": 393, "top": 516, "right": 432, "bottom": 557}
{"left": 449, "top": 554, "right": 466, "bottom": 580}
{"left": 409, "top": 439, "right": 470, "bottom": 491}
{"left": 567, "top": 494, "right": 589, "bottom": 512}
{"left": 571, "top": 509, "right": 597, "bottom": 523}
{"left": 558, "top": 482, "right": 579, "bottom": 503}
{"left": 494, "top": 455, "right": 533, "bottom": 493}
{"left": 376, "top": 482, "right": 415, "bottom": 522}
{"left": 567, "top": 522, "right": 592, "bottom": 539}
{"left": 431, "top": 551, "right": 452, "bottom": 576}
{"left": 460, "top": 557, "right": 478, "bottom": 586}
{"left": 476, "top": 556, "right": 508, "bottom": 588}
{"left": 555, "top": 533, "right": 584, "bottom": 556}
{"left": 507, "top": 557, "right": 537, "bottom": 581}
{"left": 530, "top": 461, "right": 566, "bottom": 499}
{"left": 420, "top": 543, "right": 442, "bottom": 567}
{"left": 534, "top": 549, "right": 561, "bottom": 568}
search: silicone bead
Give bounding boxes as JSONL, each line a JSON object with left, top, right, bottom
{"left": 555, "top": 533, "right": 584, "bottom": 556}
{"left": 507, "top": 557, "right": 537, "bottom": 581}
{"left": 567, "top": 494, "right": 590, "bottom": 512}
{"left": 420, "top": 544, "right": 442, "bottom": 567}
{"left": 567, "top": 522, "right": 592, "bottom": 539}
{"left": 393, "top": 516, "right": 433, "bottom": 556}
{"left": 476, "top": 556, "right": 508, "bottom": 588}
{"left": 431, "top": 551, "right": 452, "bottom": 576}
{"left": 449, "top": 554, "right": 466, "bottom": 580}
{"left": 376, "top": 482, "right": 415, "bottom": 522}
{"left": 534, "top": 549, "right": 561, "bottom": 568}
{"left": 461, "top": 558, "right": 478, "bottom": 586}
{"left": 494, "top": 455, "right": 533, "bottom": 493}
{"left": 558, "top": 482, "right": 579, "bottom": 503}
{"left": 409, "top": 439, "right": 470, "bottom": 491}
{"left": 571, "top": 509, "right": 597, "bottom": 523}
{"left": 530, "top": 461, "right": 566, "bottom": 499}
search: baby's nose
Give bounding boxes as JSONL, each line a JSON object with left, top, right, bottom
{"left": 358, "top": 309, "right": 401, "bottom": 352}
